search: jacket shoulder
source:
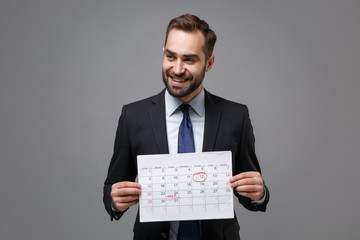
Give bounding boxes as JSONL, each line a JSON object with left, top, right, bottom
{"left": 205, "top": 90, "right": 249, "bottom": 112}
{"left": 120, "top": 90, "right": 165, "bottom": 116}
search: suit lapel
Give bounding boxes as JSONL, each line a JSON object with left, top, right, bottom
{"left": 148, "top": 90, "right": 169, "bottom": 154}
{"left": 202, "top": 90, "right": 222, "bottom": 152}
{"left": 148, "top": 89, "right": 221, "bottom": 153}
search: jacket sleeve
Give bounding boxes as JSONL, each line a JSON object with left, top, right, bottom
{"left": 234, "top": 105, "right": 269, "bottom": 212}
{"left": 103, "top": 105, "right": 137, "bottom": 221}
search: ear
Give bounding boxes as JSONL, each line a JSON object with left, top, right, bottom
{"left": 205, "top": 55, "right": 215, "bottom": 72}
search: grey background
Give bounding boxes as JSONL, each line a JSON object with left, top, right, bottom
{"left": 1, "top": 0, "right": 359, "bottom": 239}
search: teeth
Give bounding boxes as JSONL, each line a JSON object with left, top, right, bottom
{"left": 172, "top": 77, "right": 186, "bottom": 82}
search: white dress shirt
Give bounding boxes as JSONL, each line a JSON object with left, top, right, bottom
{"left": 164, "top": 89, "right": 205, "bottom": 240}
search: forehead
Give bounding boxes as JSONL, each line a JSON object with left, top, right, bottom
{"left": 165, "top": 29, "right": 205, "bottom": 58}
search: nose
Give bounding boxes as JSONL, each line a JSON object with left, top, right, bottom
{"left": 173, "top": 60, "right": 185, "bottom": 75}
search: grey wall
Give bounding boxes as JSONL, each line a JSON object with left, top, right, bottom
{"left": 1, "top": 0, "right": 359, "bottom": 239}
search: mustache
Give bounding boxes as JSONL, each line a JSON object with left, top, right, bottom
{"left": 167, "top": 70, "right": 193, "bottom": 79}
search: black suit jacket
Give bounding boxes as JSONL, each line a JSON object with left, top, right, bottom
{"left": 104, "top": 89, "right": 269, "bottom": 240}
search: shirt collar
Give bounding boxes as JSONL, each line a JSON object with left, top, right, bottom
{"left": 165, "top": 88, "right": 205, "bottom": 117}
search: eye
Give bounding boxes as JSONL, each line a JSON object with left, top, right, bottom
{"left": 184, "top": 58, "right": 194, "bottom": 63}
{"left": 167, "top": 55, "right": 175, "bottom": 61}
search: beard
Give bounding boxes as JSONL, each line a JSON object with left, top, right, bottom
{"left": 162, "top": 66, "right": 206, "bottom": 99}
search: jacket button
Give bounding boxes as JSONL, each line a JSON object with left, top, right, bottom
{"left": 161, "top": 232, "right": 167, "bottom": 239}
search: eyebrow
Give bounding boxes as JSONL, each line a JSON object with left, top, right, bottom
{"left": 165, "top": 49, "right": 200, "bottom": 60}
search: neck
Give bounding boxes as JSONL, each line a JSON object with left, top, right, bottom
{"left": 178, "top": 85, "right": 203, "bottom": 103}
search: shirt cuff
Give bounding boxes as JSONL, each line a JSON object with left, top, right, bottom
{"left": 111, "top": 204, "right": 119, "bottom": 212}
{"left": 251, "top": 187, "right": 267, "bottom": 206}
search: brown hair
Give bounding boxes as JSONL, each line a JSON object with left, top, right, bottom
{"left": 165, "top": 14, "right": 217, "bottom": 60}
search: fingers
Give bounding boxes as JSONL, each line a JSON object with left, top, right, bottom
{"left": 111, "top": 181, "right": 142, "bottom": 212}
{"left": 111, "top": 186, "right": 142, "bottom": 197}
{"left": 230, "top": 172, "right": 263, "bottom": 188}
{"left": 230, "top": 171, "right": 265, "bottom": 201}
{"left": 112, "top": 181, "right": 142, "bottom": 189}
{"left": 230, "top": 176, "right": 263, "bottom": 188}
{"left": 236, "top": 190, "right": 264, "bottom": 201}
{"left": 230, "top": 171, "right": 261, "bottom": 182}
{"left": 235, "top": 184, "right": 263, "bottom": 194}
{"left": 112, "top": 199, "right": 139, "bottom": 212}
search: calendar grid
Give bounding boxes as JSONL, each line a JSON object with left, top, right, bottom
{"left": 137, "top": 151, "right": 234, "bottom": 222}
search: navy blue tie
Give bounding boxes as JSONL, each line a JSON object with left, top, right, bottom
{"left": 178, "top": 104, "right": 195, "bottom": 154}
{"left": 177, "top": 104, "right": 200, "bottom": 240}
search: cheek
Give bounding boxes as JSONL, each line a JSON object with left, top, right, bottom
{"left": 162, "top": 61, "right": 172, "bottom": 72}
{"left": 188, "top": 67, "right": 201, "bottom": 77}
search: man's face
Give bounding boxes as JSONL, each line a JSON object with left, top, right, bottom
{"left": 162, "top": 29, "right": 214, "bottom": 103}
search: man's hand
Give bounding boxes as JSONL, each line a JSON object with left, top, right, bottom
{"left": 230, "top": 171, "right": 265, "bottom": 201}
{"left": 111, "top": 181, "right": 141, "bottom": 212}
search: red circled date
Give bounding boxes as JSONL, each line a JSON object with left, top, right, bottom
{"left": 193, "top": 172, "right": 207, "bottom": 182}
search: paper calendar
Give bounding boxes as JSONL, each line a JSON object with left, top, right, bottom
{"left": 137, "top": 151, "right": 234, "bottom": 222}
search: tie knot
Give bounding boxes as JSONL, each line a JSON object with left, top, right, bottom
{"left": 179, "top": 104, "right": 190, "bottom": 115}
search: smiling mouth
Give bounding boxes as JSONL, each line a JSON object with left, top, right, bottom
{"left": 170, "top": 76, "right": 189, "bottom": 82}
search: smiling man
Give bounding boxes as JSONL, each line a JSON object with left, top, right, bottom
{"left": 162, "top": 29, "right": 213, "bottom": 103}
{"left": 104, "top": 14, "right": 269, "bottom": 240}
